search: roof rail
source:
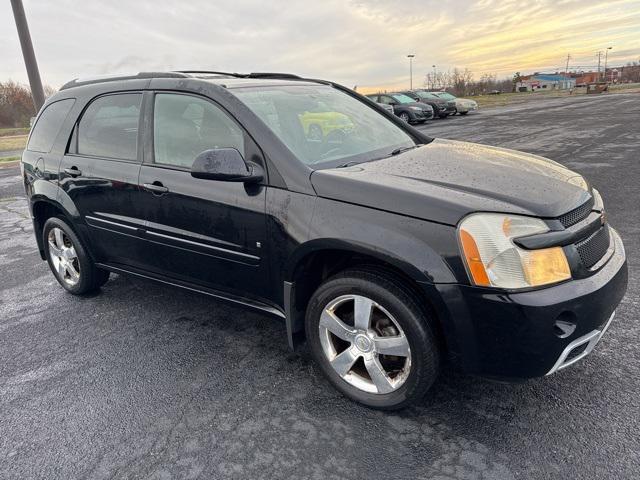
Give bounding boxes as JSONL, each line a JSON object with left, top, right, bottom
{"left": 176, "top": 71, "right": 303, "bottom": 80}
{"left": 174, "top": 70, "right": 245, "bottom": 78}
{"left": 60, "top": 71, "right": 188, "bottom": 90}
{"left": 59, "top": 70, "right": 312, "bottom": 91}
{"left": 246, "top": 72, "right": 302, "bottom": 80}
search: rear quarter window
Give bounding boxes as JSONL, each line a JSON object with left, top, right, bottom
{"left": 27, "top": 98, "right": 76, "bottom": 153}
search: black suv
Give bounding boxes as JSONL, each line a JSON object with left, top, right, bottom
{"left": 22, "top": 71, "right": 627, "bottom": 409}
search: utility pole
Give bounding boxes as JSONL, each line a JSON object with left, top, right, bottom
{"left": 407, "top": 54, "right": 415, "bottom": 90}
{"left": 432, "top": 65, "right": 437, "bottom": 89}
{"left": 10, "top": 0, "right": 45, "bottom": 111}
{"left": 564, "top": 53, "right": 571, "bottom": 89}
{"left": 604, "top": 46, "right": 612, "bottom": 83}
{"left": 596, "top": 51, "right": 603, "bottom": 81}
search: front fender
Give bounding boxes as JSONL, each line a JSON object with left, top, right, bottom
{"left": 287, "top": 197, "right": 460, "bottom": 284}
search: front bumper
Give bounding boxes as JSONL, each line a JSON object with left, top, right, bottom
{"left": 429, "top": 228, "right": 627, "bottom": 379}
{"left": 457, "top": 103, "right": 478, "bottom": 113}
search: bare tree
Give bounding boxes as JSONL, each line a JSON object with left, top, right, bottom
{"left": 0, "top": 80, "right": 56, "bottom": 128}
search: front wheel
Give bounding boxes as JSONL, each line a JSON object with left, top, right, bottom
{"left": 305, "top": 269, "right": 440, "bottom": 409}
{"left": 43, "top": 216, "right": 110, "bottom": 295}
{"left": 398, "top": 112, "right": 411, "bottom": 123}
{"left": 459, "top": 111, "right": 469, "bottom": 115}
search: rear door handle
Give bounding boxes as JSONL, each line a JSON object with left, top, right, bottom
{"left": 64, "top": 167, "right": 82, "bottom": 177}
{"left": 143, "top": 182, "right": 169, "bottom": 194}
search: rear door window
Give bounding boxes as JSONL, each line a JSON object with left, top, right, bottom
{"left": 77, "top": 93, "right": 141, "bottom": 161}
{"left": 27, "top": 99, "right": 76, "bottom": 153}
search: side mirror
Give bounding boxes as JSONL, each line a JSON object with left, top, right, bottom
{"left": 191, "top": 148, "right": 264, "bottom": 183}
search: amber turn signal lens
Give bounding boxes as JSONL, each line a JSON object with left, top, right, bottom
{"left": 521, "top": 247, "right": 571, "bottom": 286}
{"left": 459, "top": 229, "right": 490, "bottom": 286}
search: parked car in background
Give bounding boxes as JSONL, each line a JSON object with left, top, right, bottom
{"left": 430, "top": 92, "right": 478, "bottom": 115}
{"left": 366, "top": 93, "right": 433, "bottom": 124}
{"left": 299, "top": 110, "right": 354, "bottom": 142}
{"left": 378, "top": 103, "right": 394, "bottom": 115}
{"left": 401, "top": 90, "right": 453, "bottom": 118}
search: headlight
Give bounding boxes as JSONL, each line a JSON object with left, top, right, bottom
{"left": 409, "top": 106, "right": 422, "bottom": 111}
{"left": 458, "top": 213, "right": 571, "bottom": 289}
{"left": 592, "top": 187, "right": 603, "bottom": 208}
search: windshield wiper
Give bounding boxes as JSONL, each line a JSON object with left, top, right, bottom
{"left": 336, "top": 144, "right": 423, "bottom": 168}
{"left": 390, "top": 144, "right": 422, "bottom": 156}
{"left": 336, "top": 161, "right": 361, "bottom": 168}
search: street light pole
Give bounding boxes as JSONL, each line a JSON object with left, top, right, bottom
{"left": 407, "top": 55, "right": 415, "bottom": 90}
{"left": 432, "top": 65, "right": 437, "bottom": 89}
{"left": 10, "top": 0, "right": 45, "bottom": 111}
{"left": 604, "top": 46, "right": 612, "bottom": 83}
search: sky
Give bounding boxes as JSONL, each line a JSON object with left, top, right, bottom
{"left": 2, "top": 0, "right": 639, "bottom": 93}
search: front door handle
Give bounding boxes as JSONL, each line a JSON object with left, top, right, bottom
{"left": 143, "top": 182, "right": 169, "bottom": 194}
{"left": 64, "top": 166, "right": 82, "bottom": 177}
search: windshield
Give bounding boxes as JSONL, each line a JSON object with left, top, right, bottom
{"left": 434, "top": 92, "right": 456, "bottom": 100}
{"left": 391, "top": 94, "right": 416, "bottom": 104}
{"left": 234, "top": 85, "right": 415, "bottom": 168}
{"left": 415, "top": 91, "right": 437, "bottom": 99}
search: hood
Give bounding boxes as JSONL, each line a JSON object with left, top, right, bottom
{"left": 404, "top": 101, "right": 431, "bottom": 111}
{"left": 423, "top": 97, "right": 447, "bottom": 106}
{"left": 311, "top": 138, "right": 592, "bottom": 225}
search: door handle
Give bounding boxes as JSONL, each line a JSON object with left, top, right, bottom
{"left": 143, "top": 182, "right": 169, "bottom": 194}
{"left": 64, "top": 167, "right": 82, "bottom": 177}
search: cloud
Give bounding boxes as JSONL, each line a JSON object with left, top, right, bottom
{"left": 1, "top": 0, "right": 638, "bottom": 90}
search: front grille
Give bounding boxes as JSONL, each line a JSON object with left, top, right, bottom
{"left": 559, "top": 197, "right": 594, "bottom": 227}
{"left": 576, "top": 224, "right": 610, "bottom": 269}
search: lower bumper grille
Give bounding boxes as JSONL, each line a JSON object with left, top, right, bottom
{"left": 546, "top": 311, "right": 615, "bottom": 375}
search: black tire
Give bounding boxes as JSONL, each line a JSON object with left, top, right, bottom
{"left": 438, "top": 112, "right": 449, "bottom": 119}
{"left": 305, "top": 268, "right": 440, "bottom": 410}
{"left": 43, "top": 216, "right": 110, "bottom": 295}
{"left": 398, "top": 112, "right": 411, "bottom": 123}
{"left": 460, "top": 111, "right": 468, "bottom": 115}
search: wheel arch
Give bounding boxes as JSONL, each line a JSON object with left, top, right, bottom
{"left": 283, "top": 240, "right": 448, "bottom": 352}
{"left": 30, "top": 193, "right": 87, "bottom": 261}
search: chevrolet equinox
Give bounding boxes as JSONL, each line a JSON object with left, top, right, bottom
{"left": 21, "top": 71, "right": 628, "bottom": 409}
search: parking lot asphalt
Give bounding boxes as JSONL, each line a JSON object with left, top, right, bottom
{"left": 1, "top": 93, "right": 638, "bottom": 480}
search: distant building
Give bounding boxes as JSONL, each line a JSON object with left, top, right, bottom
{"left": 516, "top": 74, "right": 575, "bottom": 92}
{"left": 573, "top": 72, "right": 599, "bottom": 86}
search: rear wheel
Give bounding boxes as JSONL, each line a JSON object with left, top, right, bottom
{"left": 460, "top": 111, "right": 468, "bottom": 115}
{"left": 305, "top": 269, "right": 440, "bottom": 409}
{"left": 43, "top": 217, "right": 110, "bottom": 295}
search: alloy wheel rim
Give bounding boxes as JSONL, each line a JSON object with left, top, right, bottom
{"left": 319, "top": 294, "right": 411, "bottom": 394}
{"left": 48, "top": 227, "right": 80, "bottom": 286}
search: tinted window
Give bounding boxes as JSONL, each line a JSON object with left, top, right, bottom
{"left": 153, "top": 93, "right": 245, "bottom": 168}
{"left": 78, "top": 94, "right": 141, "bottom": 160}
{"left": 27, "top": 99, "right": 75, "bottom": 153}
{"left": 390, "top": 94, "right": 415, "bottom": 104}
